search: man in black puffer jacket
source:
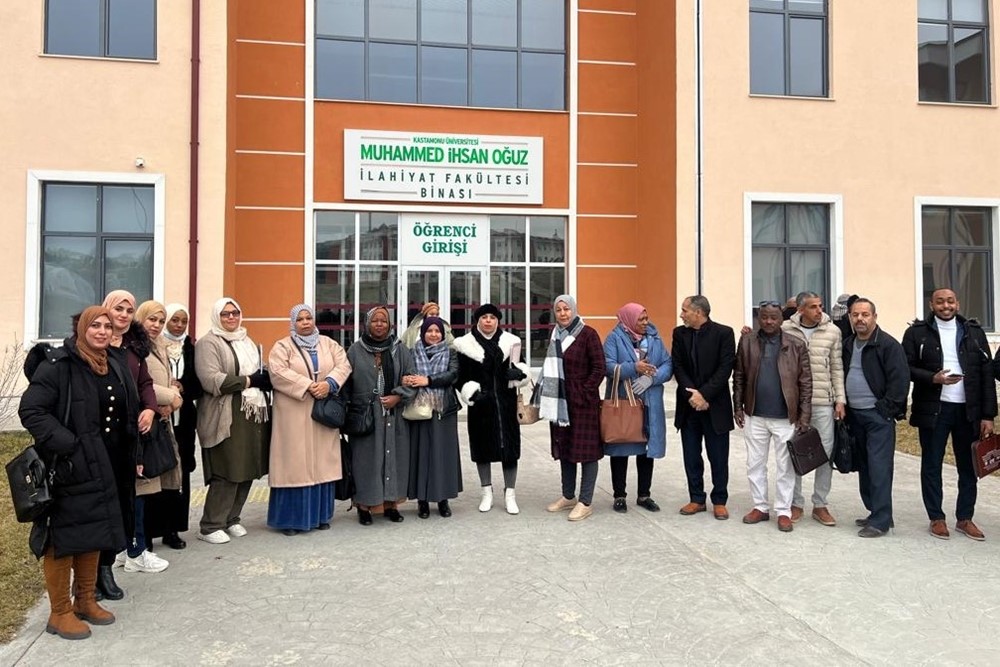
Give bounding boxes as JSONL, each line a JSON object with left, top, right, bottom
{"left": 902, "top": 288, "right": 996, "bottom": 542}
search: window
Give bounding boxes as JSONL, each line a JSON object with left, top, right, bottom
{"left": 918, "top": 0, "right": 990, "bottom": 103}
{"left": 749, "top": 0, "right": 828, "bottom": 97}
{"left": 315, "top": 0, "right": 566, "bottom": 110}
{"left": 921, "top": 206, "right": 993, "bottom": 328}
{"left": 750, "top": 202, "right": 830, "bottom": 307}
{"left": 45, "top": 0, "right": 157, "bottom": 60}
{"left": 39, "top": 183, "right": 155, "bottom": 339}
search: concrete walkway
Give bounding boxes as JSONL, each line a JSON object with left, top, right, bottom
{"left": 4, "top": 400, "right": 1000, "bottom": 666}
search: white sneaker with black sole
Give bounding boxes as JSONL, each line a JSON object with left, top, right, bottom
{"left": 123, "top": 550, "right": 169, "bottom": 573}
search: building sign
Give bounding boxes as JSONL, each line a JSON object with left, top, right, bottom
{"left": 345, "top": 129, "right": 543, "bottom": 204}
{"left": 399, "top": 213, "right": 489, "bottom": 266}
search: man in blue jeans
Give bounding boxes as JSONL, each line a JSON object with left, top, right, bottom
{"left": 672, "top": 296, "right": 736, "bottom": 520}
{"left": 842, "top": 298, "right": 909, "bottom": 538}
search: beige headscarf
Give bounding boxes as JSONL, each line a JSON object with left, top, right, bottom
{"left": 210, "top": 297, "right": 268, "bottom": 423}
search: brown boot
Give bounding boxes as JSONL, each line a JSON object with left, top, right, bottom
{"left": 72, "top": 552, "right": 115, "bottom": 626}
{"left": 42, "top": 549, "right": 91, "bottom": 640}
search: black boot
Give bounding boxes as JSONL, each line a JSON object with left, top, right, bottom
{"left": 96, "top": 565, "right": 124, "bottom": 601}
{"left": 438, "top": 500, "right": 452, "bottom": 518}
{"left": 417, "top": 501, "right": 430, "bottom": 519}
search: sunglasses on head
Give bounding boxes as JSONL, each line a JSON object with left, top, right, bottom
{"left": 757, "top": 300, "right": 781, "bottom": 308}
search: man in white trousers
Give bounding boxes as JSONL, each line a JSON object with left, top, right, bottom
{"left": 733, "top": 301, "right": 813, "bottom": 533}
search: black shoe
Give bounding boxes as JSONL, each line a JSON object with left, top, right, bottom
{"left": 854, "top": 516, "right": 871, "bottom": 527}
{"left": 636, "top": 497, "right": 661, "bottom": 512}
{"left": 385, "top": 508, "right": 404, "bottom": 523}
{"left": 96, "top": 565, "right": 124, "bottom": 601}
{"left": 858, "top": 525, "right": 888, "bottom": 538}
{"left": 438, "top": 501, "right": 452, "bottom": 518}
{"left": 317, "top": 522, "right": 331, "bottom": 530}
{"left": 281, "top": 529, "right": 300, "bottom": 536}
{"left": 613, "top": 498, "right": 628, "bottom": 513}
{"left": 163, "top": 532, "right": 187, "bottom": 550}
{"left": 358, "top": 509, "right": 373, "bottom": 526}
{"left": 94, "top": 587, "right": 104, "bottom": 602}
{"left": 417, "top": 501, "right": 430, "bottom": 519}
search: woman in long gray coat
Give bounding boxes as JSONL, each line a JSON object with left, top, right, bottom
{"left": 404, "top": 316, "right": 463, "bottom": 518}
{"left": 345, "top": 306, "right": 416, "bottom": 525}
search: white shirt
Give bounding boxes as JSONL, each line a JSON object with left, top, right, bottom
{"left": 936, "top": 316, "right": 966, "bottom": 404}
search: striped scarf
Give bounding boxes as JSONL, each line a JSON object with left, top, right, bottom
{"left": 536, "top": 315, "right": 584, "bottom": 426}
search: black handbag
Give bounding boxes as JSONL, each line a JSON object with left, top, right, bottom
{"left": 293, "top": 343, "right": 348, "bottom": 429}
{"left": 343, "top": 399, "right": 376, "bottom": 437}
{"left": 6, "top": 383, "right": 72, "bottom": 523}
{"left": 335, "top": 434, "right": 355, "bottom": 501}
{"left": 831, "top": 418, "right": 856, "bottom": 474}
{"left": 786, "top": 426, "right": 828, "bottom": 476}
{"left": 140, "top": 419, "right": 179, "bottom": 479}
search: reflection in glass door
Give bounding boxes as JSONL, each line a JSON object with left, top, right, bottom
{"left": 402, "top": 269, "right": 440, "bottom": 331}
{"left": 446, "top": 269, "right": 483, "bottom": 337}
{"left": 400, "top": 267, "right": 486, "bottom": 336}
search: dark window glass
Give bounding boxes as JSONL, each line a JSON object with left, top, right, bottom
{"left": 471, "top": 49, "right": 517, "bottom": 108}
{"left": 370, "top": 42, "right": 417, "bottom": 103}
{"left": 107, "top": 0, "right": 156, "bottom": 59}
{"left": 521, "top": 52, "right": 564, "bottom": 110}
{"left": 359, "top": 213, "right": 398, "bottom": 261}
{"left": 316, "top": 39, "right": 365, "bottom": 99}
{"left": 490, "top": 216, "right": 526, "bottom": 262}
{"left": 40, "top": 183, "right": 155, "bottom": 338}
{"left": 918, "top": 0, "right": 990, "bottom": 103}
{"left": 421, "top": 0, "right": 467, "bottom": 44}
{"left": 471, "top": 0, "right": 516, "bottom": 47}
{"left": 370, "top": 0, "right": 417, "bottom": 41}
{"left": 315, "top": 265, "right": 357, "bottom": 348}
{"left": 45, "top": 0, "right": 156, "bottom": 60}
{"left": 421, "top": 46, "right": 468, "bottom": 105}
{"left": 529, "top": 217, "right": 566, "bottom": 263}
{"left": 522, "top": 0, "right": 564, "bottom": 50}
{"left": 751, "top": 202, "right": 830, "bottom": 307}
{"left": 750, "top": 0, "right": 827, "bottom": 97}
{"left": 921, "top": 206, "right": 994, "bottom": 329}
{"left": 749, "top": 12, "right": 785, "bottom": 95}
{"left": 316, "top": 0, "right": 364, "bottom": 37}
{"left": 316, "top": 211, "right": 356, "bottom": 260}
{"left": 490, "top": 266, "right": 526, "bottom": 334}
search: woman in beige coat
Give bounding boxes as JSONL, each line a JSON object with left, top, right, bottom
{"left": 267, "top": 304, "right": 352, "bottom": 535}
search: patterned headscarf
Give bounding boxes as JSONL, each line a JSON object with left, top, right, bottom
{"left": 290, "top": 303, "right": 321, "bottom": 352}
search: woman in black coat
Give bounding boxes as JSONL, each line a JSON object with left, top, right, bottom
{"left": 453, "top": 304, "right": 529, "bottom": 515}
{"left": 19, "top": 306, "right": 139, "bottom": 640}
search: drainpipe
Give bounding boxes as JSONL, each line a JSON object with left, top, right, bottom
{"left": 188, "top": 0, "right": 201, "bottom": 332}
{"left": 695, "top": 0, "right": 704, "bottom": 293}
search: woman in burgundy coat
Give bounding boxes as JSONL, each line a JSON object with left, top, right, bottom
{"left": 534, "top": 295, "right": 606, "bottom": 521}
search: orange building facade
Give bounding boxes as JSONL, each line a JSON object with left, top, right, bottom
{"left": 227, "top": 0, "right": 676, "bottom": 364}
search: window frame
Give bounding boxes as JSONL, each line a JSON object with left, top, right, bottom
{"left": 743, "top": 192, "right": 844, "bottom": 326}
{"left": 749, "top": 0, "right": 829, "bottom": 98}
{"left": 914, "top": 196, "right": 1000, "bottom": 334}
{"left": 24, "top": 170, "right": 165, "bottom": 345}
{"left": 313, "top": 0, "right": 567, "bottom": 110}
{"left": 917, "top": 0, "right": 991, "bottom": 104}
{"left": 44, "top": 0, "right": 158, "bottom": 61}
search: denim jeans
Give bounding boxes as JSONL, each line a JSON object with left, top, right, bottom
{"left": 918, "top": 401, "right": 978, "bottom": 521}
{"left": 848, "top": 408, "right": 895, "bottom": 531}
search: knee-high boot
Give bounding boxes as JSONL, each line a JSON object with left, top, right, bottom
{"left": 72, "top": 552, "right": 115, "bottom": 625}
{"left": 42, "top": 549, "right": 91, "bottom": 640}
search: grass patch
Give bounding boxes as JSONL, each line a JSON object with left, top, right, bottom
{"left": 0, "top": 431, "right": 45, "bottom": 645}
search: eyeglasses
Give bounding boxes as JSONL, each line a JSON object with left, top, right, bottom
{"left": 757, "top": 300, "right": 781, "bottom": 308}
{"left": 220, "top": 310, "right": 241, "bottom": 318}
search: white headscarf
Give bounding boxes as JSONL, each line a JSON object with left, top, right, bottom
{"left": 162, "top": 303, "right": 188, "bottom": 362}
{"left": 210, "top": 297, "right": 268, "bottom": 423}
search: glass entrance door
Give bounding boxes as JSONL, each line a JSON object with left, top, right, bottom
{"left": 400, "top": 267, "right": 486, "bottom": 335}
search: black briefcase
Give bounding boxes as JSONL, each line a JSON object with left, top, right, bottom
{"left": 786, "top": 426, "right": 828, "bottom": 476}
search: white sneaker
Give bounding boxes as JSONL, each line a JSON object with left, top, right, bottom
{"left": 479, "top": 485, "right": 493, "bottom": 512}
{"left": 226, "top": 524, "right": 248, "bottom": 537}
{"left": 504, "top": 488, "right": 519, "bottom": 515}
{"left": 123, "top": 550, "right": 169, "bottom": 573}
{"left": 113, "top": 551, "right": 126, "bottom": 568}
{"left": 197, "top": 529, "right": 231, "bottom": 544}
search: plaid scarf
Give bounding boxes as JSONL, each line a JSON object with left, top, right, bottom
{"left": 536, "top": 315, "right": 584, "bottom": 426}
{"left": 413, "top": 338, "right": 450, "bottom": 412}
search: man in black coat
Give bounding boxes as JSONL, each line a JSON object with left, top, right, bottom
{"left": 843, "top": 298, "right": 909, "bottom": 538}
{"left": 672, "top": 295, "right": 736, "bottom": 520}
{"left": 902, "top": 288, "right": 995, "bottom": 541}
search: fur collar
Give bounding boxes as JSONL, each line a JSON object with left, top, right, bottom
{"left": 453, "top": 331, "right": 520, "bottom": 363}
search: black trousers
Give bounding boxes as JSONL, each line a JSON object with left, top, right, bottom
{"left": 680, "top": 412, "right": 730, "bottom": 505}
{"left": 609, "top": 455, "right": 654, "bottom": 498}
{"left": 919, "top": 401, "right": 978, "bottom": 521}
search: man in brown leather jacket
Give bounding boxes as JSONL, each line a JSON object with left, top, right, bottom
{"left": 733, "top": 301, "right": 812, "bottom": 532}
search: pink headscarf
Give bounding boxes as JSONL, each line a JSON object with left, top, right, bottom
{"left": 102, "top": 289, "right": 136, "bottom": 312}
{"left": 617, "top": 302, "right": 646, "bottom": 341}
